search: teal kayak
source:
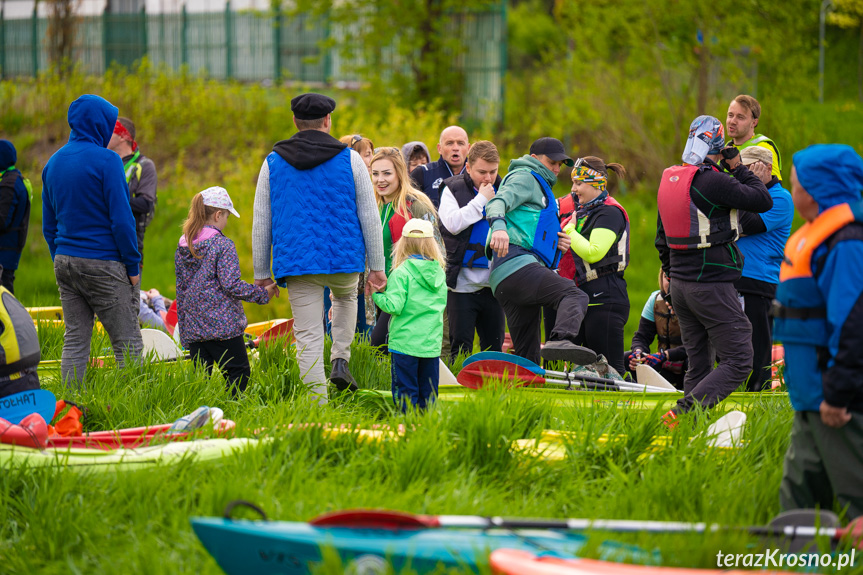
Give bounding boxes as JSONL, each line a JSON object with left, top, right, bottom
{"left": 190, "top": 515, "right": 647, "bottom": 574}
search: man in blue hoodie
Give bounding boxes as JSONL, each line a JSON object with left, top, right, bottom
{"left": 42, "top": 94, "right": 143, "bottom": 386}
{"left": 774, "top": 144, "right": 863, "bottom": 519}
{"left": 0, "top": 140, "right": 31, "bottom": 293}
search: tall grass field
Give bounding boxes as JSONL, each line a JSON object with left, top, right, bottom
{"left": 2, "top": 71, "right": 863, "bottom": 574}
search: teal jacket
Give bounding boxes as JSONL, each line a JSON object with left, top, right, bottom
{"left": 485, "top": 155, "right": 558, "bottom": 291}
{"left": 373, "top": 256, "right": 447, "bottom": 358}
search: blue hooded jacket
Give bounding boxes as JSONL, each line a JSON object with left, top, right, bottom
{"left": 775, "top": 144, "right": 863, "bottom": 412}
{"left": 42, "top": 95, "right": 140, "bottom": 276}
{"left": 0, "top": 140, "right": 31, "bottom": 271}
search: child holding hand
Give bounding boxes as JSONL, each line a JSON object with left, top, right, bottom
{"left": 175, "top": 187, "right": 278, "bottom": 395}
{"left": 372, "top": 218, "right": 447, "bottom": 411}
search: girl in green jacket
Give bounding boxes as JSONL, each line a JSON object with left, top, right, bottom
{"left": 372, "top": 218, "right": 447, "bottom": 412}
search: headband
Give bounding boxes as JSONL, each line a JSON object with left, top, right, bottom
{"left": 571, "top": 159, "right": 607, "bottom": 192}
{"left": 113, "top": 121, "right": 138, "bottom": 152}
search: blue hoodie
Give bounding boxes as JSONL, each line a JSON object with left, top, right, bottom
{"left": 41, "top": 95, "right": 140, "bottom": 277}
{"left": 0, "top": 140, "right": 31, "bottom": 270}
{"left": 777, "top": 144, "right": 863, "bottom": 412}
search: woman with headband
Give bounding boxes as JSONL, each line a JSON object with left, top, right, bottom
{"left": 557, "top": 156, "right": 630, "bottom": 375}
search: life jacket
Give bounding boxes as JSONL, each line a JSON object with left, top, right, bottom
{"left": 654, "top": 294, "right": 682, "bottom": 351}
{"left": 124, "top": 150, "right": 143, "bottom": 184}
{"left": 657, "top": 163, "right": 739, "bottom": 250}
{"left": 773, "top": 201, "right": 863, "bottom": 411}
{"left": 0, "top": 166, "right": 31, "bottom": 257}
{"left": 0, "top": 287, "right": 40, "bottom": 376}
{"left": 267, "top": 148, "right": 365, "bottom": 280}
{"left": 439, "top": 172, "right": 499, "bottom": 289}
{"left": 499, "top": 169, "right": 562, "bottom": 269}
{"left": 558, "top": 197, "right": 630, "bottom": 285}
{"left": 731, "top": 134, "right": 782, "bottom": 173}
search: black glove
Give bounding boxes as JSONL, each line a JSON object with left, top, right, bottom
{"left": 719, "top": 146, "right": 740, "bottom": 171}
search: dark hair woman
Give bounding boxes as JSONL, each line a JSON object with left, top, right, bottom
{"left": 556, "top": 156, "right": 630, "bottom": 375}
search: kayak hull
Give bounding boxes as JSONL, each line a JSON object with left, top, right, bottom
{"left": 190, "top": 518, "right": 642, "bottom": 575}
{"left": 0, "top": 438, "right": 257, "bottom": 471}
{"left": 360, "top": 387, "right": 787, "bottom": 410}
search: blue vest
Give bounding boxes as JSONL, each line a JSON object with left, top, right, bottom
{"left": 773, "top": 200, "right": 863, "bottom": 411}
{"left": 267, "top": 148, "right": 365, "bottom": 280}
{"left": 528, "top": 171, "right": 562, "bottom": 269}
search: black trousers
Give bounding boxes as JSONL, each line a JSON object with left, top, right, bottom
{"left": 576, "top": 302, "right": 629, "bottom": 375}
{"left": 671, "top": 279, "right": 752, "bottom": 413}
{"left": 0, "top": 267, "right": 15, "bottom": 294}
{"left": 447, "top": 288, "right": 505, "bottom": 358}
{"left": 493, "top": 263, "right": 588, "bottom": 366}
{"left": 742, "top": 292, "right": 774, "bottom": 391}
{"left": 188, "top": 335, "right": 251, "bottom": 396}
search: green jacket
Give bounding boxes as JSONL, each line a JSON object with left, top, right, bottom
{"left": 372, "top": 257, "right": 447, "bottom": 358}
{"left": 485, "top": 155, "right": 558, "bottom": 290}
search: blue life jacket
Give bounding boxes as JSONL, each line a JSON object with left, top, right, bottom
{"left": 528, "top": 171, "right": 562, "bottom": 269}
{"left": 267, "top": 148, "right": 365, "bottom": 282}
{"left": 773, "top": 200, "right": 863, "bottom": 411}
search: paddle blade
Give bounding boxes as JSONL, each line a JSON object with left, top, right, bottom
{"left": 456, "top": 364, "right": 544, "bottom": 389}
{"left": 254, "top": 319, "right": 295, "bottom": 347}
{"left": 705, "top": 410, "right": 746, "bottom": 448}
{"left": 0, "top": 389, "right": 57, "bottom": 426}
{"left": 439, "top": 359, "right": 458, "bottom": 387}
{"left": 309, "top": 509, "right": 438, "bottom": 530}
{"left": 635, "top": 364, "right": 679, "bottom": 391}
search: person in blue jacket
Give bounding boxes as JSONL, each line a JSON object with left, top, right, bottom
{"left": 42, "top": 94, "right": 143, "bottom": 386}
{"left": 0, "top": 140, "right": 31, "bottom": 294}
{"left": 734, "top": 146, "right": 794, "bottom": 391}
{"left": 774, "top": 144, "right": 863, "bottom": 519}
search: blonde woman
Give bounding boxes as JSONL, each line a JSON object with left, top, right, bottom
{"left": 368, "top": 147, "right": 442, "bottom": 348}
{"left": 372, "top": 218, "right": 447, "bottom": 411}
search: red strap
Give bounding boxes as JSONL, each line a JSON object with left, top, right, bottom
{"left": 164, "top": 300, "right": 178, "bottom": 335}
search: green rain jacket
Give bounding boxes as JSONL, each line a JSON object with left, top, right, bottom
{"left": 373, "top": 257, "right": 447, "bottom": 358}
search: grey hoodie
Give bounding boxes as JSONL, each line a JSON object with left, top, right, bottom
{"left": 401, "top": 141, "right": 431, "bottom": 165}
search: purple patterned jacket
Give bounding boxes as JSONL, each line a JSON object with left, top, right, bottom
{"left": 175, "top": 226, "right": 269, "bottom": 345}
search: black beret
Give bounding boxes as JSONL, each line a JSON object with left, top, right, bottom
{"left": 290, "top": 93, "right": 336, "bottom": 120}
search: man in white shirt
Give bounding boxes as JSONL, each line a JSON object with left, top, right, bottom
{"left": 438, "top": 141, "right": 506, "bottom": 357}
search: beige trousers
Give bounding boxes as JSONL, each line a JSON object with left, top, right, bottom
{"left": 286, "top": 272, "right": 358, "bottom": 405}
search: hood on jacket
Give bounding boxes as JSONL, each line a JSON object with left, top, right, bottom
{"left": 793, "top": 144, "right": 863, "bottom": 212}
{"left": 67, "top": 94, "right": 118, "bottom": 148}
{"left": 0, "top": 140, "right": 17, "bottom": 171}
{"left": 508, "top": 154, "right": 557, "bottom": 187}
{"left": 404, "top": 257, "right": 445, "bottom": 292}
{"left": 401, "top": 141, "right": 431, "bottom": 165}
{"left": 273, "top": 130, "right": 347, "bottom": 170}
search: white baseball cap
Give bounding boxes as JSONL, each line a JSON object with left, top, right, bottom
{"left": 402, "top": 218, "right": 434, "bottom": 238}
{"left": 200, "top": 186, "right": 240, "bottom": 218}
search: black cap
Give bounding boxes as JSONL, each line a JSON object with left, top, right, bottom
{"left": 290, "top": 93, "right": 336, "bottom": 120}
{"left": 529, "top": 137, "right": 574, "bottom": 167}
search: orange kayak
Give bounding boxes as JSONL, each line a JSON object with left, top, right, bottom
{"left": 490, "top": 549, "right": 795, "bottom": 574}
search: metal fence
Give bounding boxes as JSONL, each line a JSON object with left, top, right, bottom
{"left": 0, "top": 3, "right": 507, "bottom": 123}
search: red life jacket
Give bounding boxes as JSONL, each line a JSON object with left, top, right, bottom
{"left": 657, "top": 164, "right": 739, "bottom": 250}
{"left": 559, "top": 196, "right": 630, "bottom": 283}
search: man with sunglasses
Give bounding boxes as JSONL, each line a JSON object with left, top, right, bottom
{"left": 486, "top": 137, "right": 595, "bottom": 366}
{"left": 655, "top": 115, "right": 772, "bottom": 424}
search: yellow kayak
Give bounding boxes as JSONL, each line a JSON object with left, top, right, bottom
{"left": 27, "top": 306, "right": 64, "bottom": 320}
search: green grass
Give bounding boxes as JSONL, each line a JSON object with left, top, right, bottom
{"left": 4, "top": 325, "right": 860, "bottom": 574}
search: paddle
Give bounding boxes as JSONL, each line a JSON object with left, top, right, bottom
{"left": 0, "top": 389, "right": 57, "bottom": 425}
{"left": 307, "top": 508, "right": 863, "bottom": 549}
{"left": 459, "top": 359, "right": 674, "bottom": 394}
{"left": 466, "top": 351, "right": 679, "bottom": 392}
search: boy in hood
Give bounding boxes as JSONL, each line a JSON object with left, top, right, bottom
{"left": 42, "top": 95, "right": 143, "bottom": 386}
{"left": 252, "top": 93, "right": 385, "bottom": 405}
{"left": 775, "top": 144, "right": 863, "bottom": 519}
{"left": 0, "top": 140, "right": 31, "bottom": 293}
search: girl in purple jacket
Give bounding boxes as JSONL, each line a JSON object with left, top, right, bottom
{"left": 175, "top": 187, "right": 279, "bottom": 395}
